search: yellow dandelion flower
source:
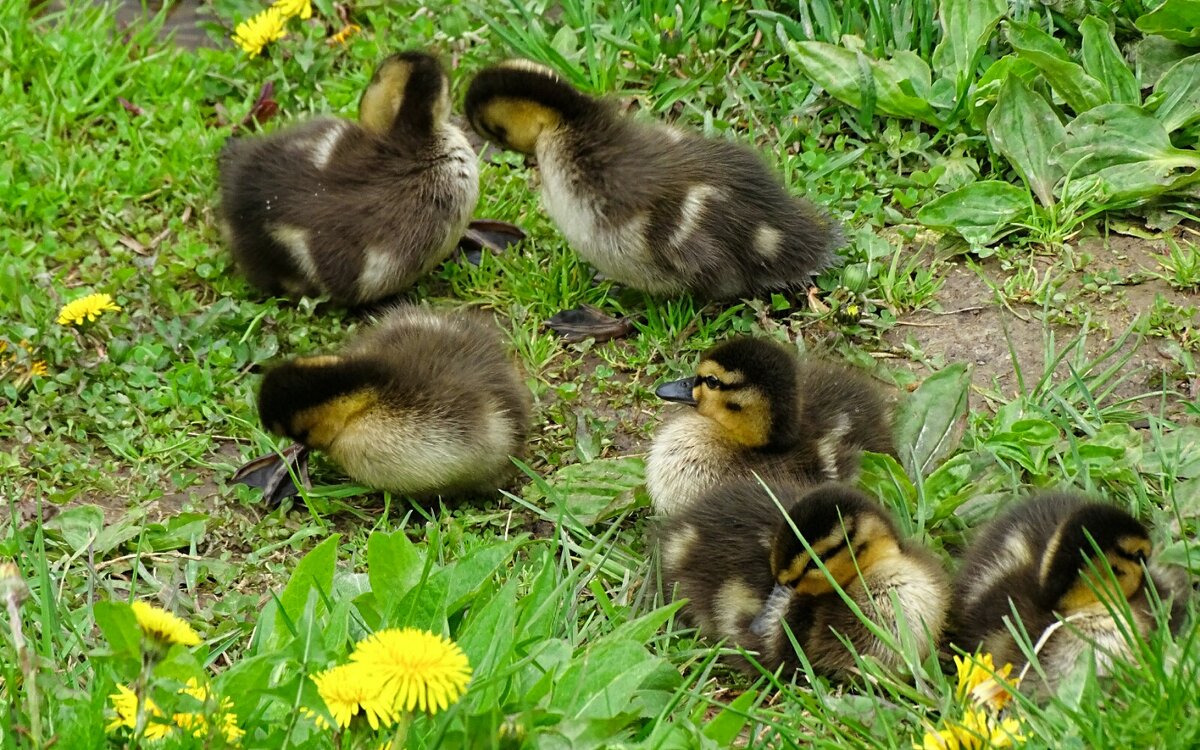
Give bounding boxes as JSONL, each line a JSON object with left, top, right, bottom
{"left": 916, "top": 709, "right": 1026, "bottom": 750}
{"left": 175, "top": 679, "right": 244, "bottom": 744}
{"left": 954, "top": 653, "right": 1017, "bottom": 711}
{"left": 272, "top": 0, "right": 312, "bottom": 19}
{"left": 349, "top": 627, "right": 472, "bottom": 714}
{"left": 130, "top": 600, "right": 202, "bottom": 648}
{"left": 311, "top": 662, "right": 396, "bottom": 730}
{"left": 57, "top": 293, "right": 121, "bottom": 326}
{"left": 106, "top": 685, "right": 172, "bottom": 740}
{"left": 28, "top": 360, "right": 48, "bottom": 377}
{"left": 232, "top": 7, "right": 288, "bottom": 57}
{"left": 329, "top": 23, "right": 361, "bottom": 45}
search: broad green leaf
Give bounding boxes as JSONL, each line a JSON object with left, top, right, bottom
{"left": 894, "top": 363, "right": 971, "bottom": 479}
{"left": 550, "top": 639, "right": 661, "bottom": 719}
{"left": 970, "top": 54, "right": 1040, "bottom": 128}
{"left": 44, "top": 504, "right": 105, "bottom": 552}
{"left": 1055, "top": 104, "right": 1200, "bottom": 201}
{"left": 367, "top": 530, "right": 423, "bottom": 616}
{"left": 931, "top": 0, "right": 1007, "bottom": 94}
{"left": 1063, "top": 161, "right": 1200, "bottom": 204}
{"left": 93, "top": 601, "right": 142, "bottom": 660}
{"left": 789, "top": 41, "right": 942, "bottom": 125}
{"left": 916, "top": 181, "right": 1030, "bottom": 246}
{"left": 1134, "top": 35, "right": 1196, "bottom": 87}
{"left": 528, "top": 456, "right": 646, "bottom": 525}
{"left": 606, "top": 600, "right": 686, "bottom": 644}
{"left": 1080, "top": 17, "right": 1140, "bottom": 105}
{"left": 1007, "top": 21, "right": 1110, "bottom": 113}
{"left": 703, "top": 689, "right": 761, "bottom": 744}
{"left": 437, "top": 538, "right": 522, "bottom": 613}
{"left": 987, "top": 75, "right": 1067, "bottom": 207}
{"left": 395, "top": 573, "right": 450, "bottom": 632}
{"left": 277, "top": 534, "right": 339, "bottom": 633}
{"left": 1135, "top": 0, "right": 1200, "bottom": 46}
{"left": 859, "top": 452, "right": 917, "bottom": 519}
{"left": 457, "top": 578, "right": 520, "bottom": 680}
{"left": 1141, "top": 426, "right": 1200, "bottom": 479}
{"left": 1148, "top": 53, "right": 1200, "bottom": 132}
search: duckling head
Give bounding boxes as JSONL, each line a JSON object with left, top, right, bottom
{"left": 750, "top": 485, "right": 900, "bottom": 636}
{"left": 359, "top": 51, "right": 451, "bottom": 137}
{"left": 1037, "top": 503, "right": 1151, "bottom": 614}
{"left": 655, "top": 338, "right": 799, "bottom": 450}
{"left": 464, "top": 59, "right": 596, "bottom": 154}
{"left": 258, "top": 356, "right": 385, "bottom": 452}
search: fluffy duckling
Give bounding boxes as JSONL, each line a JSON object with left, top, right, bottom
{"left": 233, "top": 305, "right": 531, "bottom": 503}
{"left": 219, "top": 52, "right": 522, "bottom": 306}
{"left": 464, "top": 60, "right": 842, "bottom": 337}
{"left": 947, "top": 493, "right": 1189, "bottom": 694}
{"left": 646, "top": 337, "right": 894, "bottom": 516}
{"left": 661, "top": 481, "right": 950, "bottom": 678}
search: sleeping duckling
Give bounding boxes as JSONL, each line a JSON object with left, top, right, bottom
{"left": 947, "top": 493, "right": 1189, "bottom": 694}
{"left": 218, "top": 51, "right": 523, "bottom": 306}
{"left": 233, "top": 305, "right": 531, "bottom": 504}
{"left": 646, "top": 337, "right": 894, "bottom": 516}
{"left": 464, "top": 60, "right": 842, "bottom": 338}
{"left": 661, "top": 480, "right": 950, "bottom": 678}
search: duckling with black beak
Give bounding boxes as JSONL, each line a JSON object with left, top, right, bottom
{"left": 647, "top": 337, "right": 895, "bottom": 516}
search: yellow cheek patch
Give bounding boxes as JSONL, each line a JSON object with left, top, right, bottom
{"left": 291, "top": 390, "right": 376, "bottom": 450}
{"left": 478, "top": 99, "right": 559, "bottom": 154}
{"left": 292, "top": 355, "right": 343, "bottom": 368}
{"left": 696, "top": 361, "right": 743, "bottom": 385}
{"left": 360, "top": 64, "right": 412, "bottom": 135}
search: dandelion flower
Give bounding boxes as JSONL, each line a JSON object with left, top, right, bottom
{"left": 954, "top": 653, "right": 1017, "bottom": 711}
{"left": 311, "top": 662, "right": 396, "bottom": 730}
{"left": 57, "top": 293, "right": 121, "bottom": 326}
{"left": 107, "top": 685, "right": 172, "bottom": 740}
{"left": 28, "top": 360, "right": 48, "bottom": 377}
{"left": 130, "top": 600, "right": 202, "bottom": 648}
{"left": 232, "top": 7, "right": 288, "bottom": 57}
{"left": 349, "top": 627, "right": 472, "bottom": 714}
{"left": 272, "top": 0, "right": 312, "bottom": 19}
{"left": 329, "top": 23, "right": 361, "bottom": 45}
{"left": 175, "top": 678, "right": 244, "bottom": 744}
{"left": 916, "top": 708, "right": 1026, "bottom": 750}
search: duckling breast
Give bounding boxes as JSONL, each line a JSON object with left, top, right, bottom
{"left": 646, "top": 412, "right": 741, "bottom": 515}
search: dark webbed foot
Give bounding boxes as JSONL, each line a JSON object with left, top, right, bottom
{"left": 546, "top": 304, "right": 635, "bottom": 343}
{"left": 457, "top": 219, "right": 527, "bottom": 265}
{"left": 231, "top": 443, "right": 312, "bottom": 506}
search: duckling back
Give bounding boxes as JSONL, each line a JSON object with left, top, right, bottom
{"left": 465, "top": 63, "right": 841, "bottom": 298}
{"left": 257, "top": 305, "right": 530, "bottom": 496}
{"left": 661, "top": 480, "right": 949, "bottom": 678}
{"left": 219, "top": 52, "right": 478, "bottom": 305}
{"left": 947, "top": 493, "right": 1188, "bottom": 693}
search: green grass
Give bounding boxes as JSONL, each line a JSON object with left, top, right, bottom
{"left": 2, "top": 0, "right": 1199, "bottom": 748}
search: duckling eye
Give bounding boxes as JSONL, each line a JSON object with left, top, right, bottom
{"left": 701, "top": 375, "right": 721, "bottom": 390}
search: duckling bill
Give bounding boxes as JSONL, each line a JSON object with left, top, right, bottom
{"left": 218, "top": 51, "right": 524, "bottom": 306}
{"left": 464, "top": 60, "right": 843, "bottom": 340}
{"left": 234, "top": 305, "right": 531, "bottom": 504}
{"left": 647, "top": 337, "right": 895, "bottom": 516}
{"left": 660, "top": 480, "right": 950, "bottom": 678}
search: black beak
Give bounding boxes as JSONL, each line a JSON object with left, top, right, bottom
{"left": 655, "top": 376, "right": 697, "bottom": 405}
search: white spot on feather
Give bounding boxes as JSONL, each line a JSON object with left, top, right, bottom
{"left": 755, "top": 225, "right": 783, "bottom": 260}
{"left": 309, "top": 121, "right": 349, "bottom": 169}
{"left": 269, "top": 224, "right": 320, "bottom": 285}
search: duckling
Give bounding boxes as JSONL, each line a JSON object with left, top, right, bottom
{"left": 661, "top": 480, "right": 950, "bottom": 678}
{"left": 463, "top": 60, "right": 843, "bottom": 338}
{"left": 947, "top": 493, "right": 1190, "bottom": 694}
{"left": 646, "top": 337, "right": 894, "bottom": 516}
{"left": 232, "top": 305, "right": 531, "bottom": 504}
{"left": 218, "top": 51, "right": 523, "bottom": 306}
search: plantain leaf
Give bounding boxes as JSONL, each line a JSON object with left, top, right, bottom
{"left": 915, "top": 181, "right": 1030, "bottom": 246}
{"left": 1080, "top": 16, "right": 1140, "bottom": 105}
{"left": 1135, "top": 0, "right": 1200, "bottom": 46}
{"left": 1148, "top": 53, "right": 1200, "bottom": 132}
{"left": 1134, "top": 35, "right": 1197, "bottom": 87}
{"left": 970, "top": 54, "right": 1040, "bottom": 129}
{"left": 931, "top": 0, "right": 1008, "bottom": 97}
{"left": 893, "top": 363, "right": 971, "bottom": 479}
{"left": 527, "top": 455, "right": 647, "bottom": 525}
{"left": 789, "top": 41, "right": 942, "bottom": 124}
{"left": 987, "top": 75, "right": 1067, "bottom": 207}
{"left": 1007, "top": 21, "right": 1110, "bottom": 113}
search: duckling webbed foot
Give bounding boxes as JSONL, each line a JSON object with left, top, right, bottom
{"left": 231, "top": 443, "right": 311, "bottom": 506}
{"left": 457, "top": 219, "right": 527, "bottom": 265}
{"left": 546, "top": 304, "right": 635, "bottom": 343}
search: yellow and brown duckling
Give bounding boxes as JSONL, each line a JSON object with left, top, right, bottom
{"left": 646, "top": 337, "right": 895, "bottom": 516}
{"left": 464, "top": 60, "right": 842, "bottom": 338}
{"left": 218, "top": 51, "right": 522, "bottom": 306}
{"left": 947, "top": 493, "right": 1189, "bottom": 694}
{"left": 661, "top": 481, "right": 950, "bottom": 678}
{"left": 233, "top": 305, "right": 531, "bottom": 504}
